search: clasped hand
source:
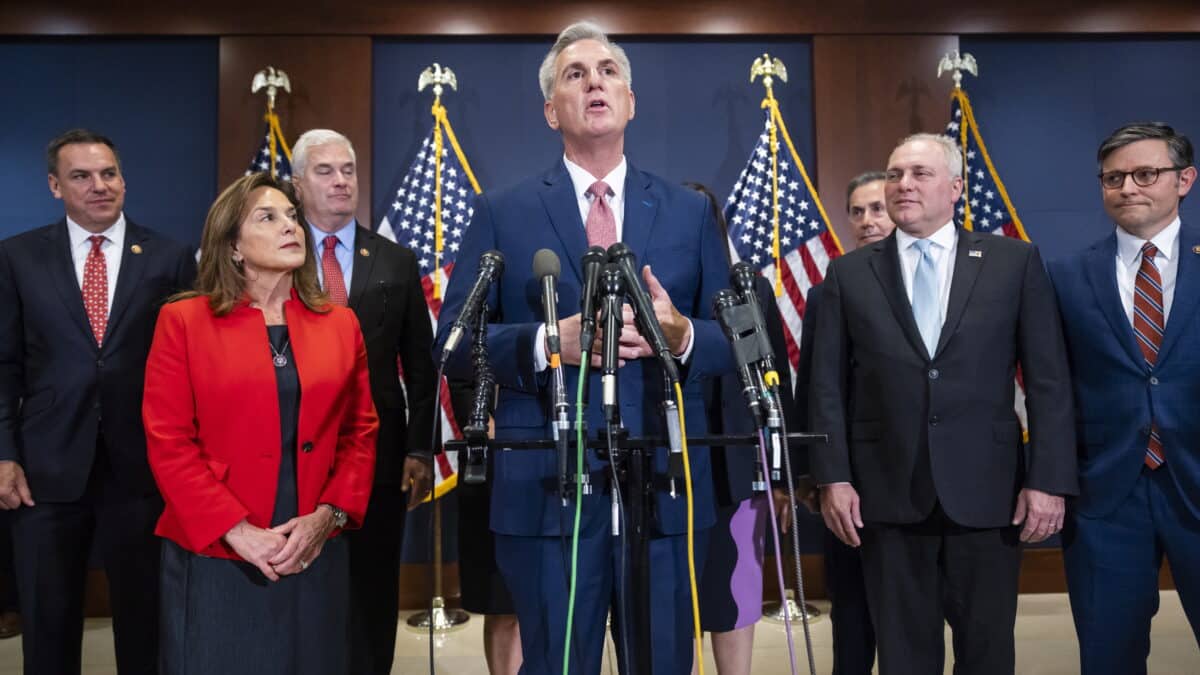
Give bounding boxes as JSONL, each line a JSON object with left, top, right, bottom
{"left": 223, "top": 507, "right": 337, "bottom": 581}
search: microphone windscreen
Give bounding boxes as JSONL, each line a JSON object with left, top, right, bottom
{"left": 532, "top": 248, "right": 561, "bottom": 281}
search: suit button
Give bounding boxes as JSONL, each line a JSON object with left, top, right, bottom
{"left": 928, "top": 368, "right": 940, "bottom": 380}
{"left": 96, "top": 359, "right": 104, "bottom": 368}
{"left": 1140, "top": 426, "right": 1151, "bottom": 436}
{"left": 301, "top": 441, "right": 314, "bottom": 453}
{"left": 929, "top": 415, "right": 940, "bottom": 426}
{"left": 1149, "top": 376, "right": 1159, "bottom": 386}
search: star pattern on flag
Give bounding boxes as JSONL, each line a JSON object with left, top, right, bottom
{"left": 724, "top": 113, "right": 840, "bottom": 371}
{"left": 943, "top": 101, "right": 1019, "bottom": 239}
{"left": 245, "top": 124, "right": 292, "bottom": 181}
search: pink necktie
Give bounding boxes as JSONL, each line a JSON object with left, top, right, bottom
{"left": 321, "top": 236, "right": 348, "bottom": 306}
{"left": 586, "top": 181, "right": 617, "bottom": 249}
{"left": 82, "top": 235, "right": 108, "bottom": 345}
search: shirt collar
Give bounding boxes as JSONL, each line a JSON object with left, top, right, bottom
{"left": 563, "top": 154, "right": 627, "bottom": 206}
{"left": 1115, "top": 217, "right": 1180, "bottom": 268}
{"left": 66, "top": 212, "right": 125, "bottom": 249}
{"left": 308, "top": 218, "right": 358, "bottom": 252}
{"left": 895, "top": 220, "right": 957, "bottom": 253}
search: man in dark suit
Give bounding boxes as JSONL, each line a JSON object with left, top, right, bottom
{"left": 435, "top": 22, "right": 733, "bottom": 674}
{"left": 0, "top": 129, "right": 196, "bottom": 675}
{"left": 796, "top": 170, "right": 895, "bottom": 675}
{"left": 290, "top": 128, "right": 436, "bottom": 675}
{"left": 1047, "top": 122, "right": 1200, "bottom": 674}
{"left": 809, "top": 133, "right": 1078, "bottom": 675}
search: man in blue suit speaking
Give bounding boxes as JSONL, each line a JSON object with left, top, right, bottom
{"left": 435, "top": 21, "right": 733, "bottom": 674}
{"left": 1048, "top": 122, "right": 1200, "bottom": 674}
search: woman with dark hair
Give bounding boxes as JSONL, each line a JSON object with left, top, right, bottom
{"left": 686, "top": 182, "right": 802, "bottom": 675}
{"left": 143, "top": 172, "right": 377, "bottom": 674}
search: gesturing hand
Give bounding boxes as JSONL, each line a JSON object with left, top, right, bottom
{"left": 642, "top": 266, "right": 691, "bottom": 356}
{"left": 223, "top": 520, "right": 287, "bottom": 581}
{"left": 1011, "top": 488, "right": 1064, "bottom": 543}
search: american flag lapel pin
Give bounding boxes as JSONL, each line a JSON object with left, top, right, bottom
{"left": 968, "top": 249, "right": 982, "bottom": 258}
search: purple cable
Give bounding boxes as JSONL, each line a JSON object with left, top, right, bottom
{"left": 757, "top": 428, "right": 799, "bottom": 675}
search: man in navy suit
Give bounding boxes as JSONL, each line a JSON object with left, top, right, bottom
{"left": 435, "top": 22, "right": 732, "bottom": 674}
{"left": 0, "top": 129, "right": 196, "bottom": 674}
{"left": 1048, "top": 122, "right": 1200, "bottom": 674}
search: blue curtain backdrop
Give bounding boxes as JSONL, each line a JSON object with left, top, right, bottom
{"left": 957, "top": 36, "right": 1200, "bottom": 263}
{"left": 0, "top": 38, "right": 217, "bottom": 245}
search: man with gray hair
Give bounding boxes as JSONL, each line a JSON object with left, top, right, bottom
{"left": 435, "top": 21, "right": 734, "bottom": 674}
{"left": 291, "top": 128, "right": 437, "bottom": 675}
{"left": 809, "top": 133, "right": 1077, "bottom": 674}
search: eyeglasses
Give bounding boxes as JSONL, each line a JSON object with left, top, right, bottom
{"left": 1098, "top": 166, "right": 1185, "bottom": 190}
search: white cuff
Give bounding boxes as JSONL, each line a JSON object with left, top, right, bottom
{"left": 672, "top": 319, "right": 696, "bottom": 364}
{"left": 533, "top": 323, "right": 549, "bottom": 372}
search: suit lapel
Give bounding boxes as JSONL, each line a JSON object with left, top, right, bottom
{"left": 43, "top": 220, "right": 97, "bottom": 348}
{"left": 348, "top": 226, "right": 378, "bottom": 309}
{"left": 868, "top": 233, "right": 929, "bottom": 359}
{"left": 104, "top": 221, "right": 149, "bottom": 347}
{"left": 1157, "top": 221, "right": 1200, "bottom": 364}
{"left": 1084, "top": 233, "right": 1145, "bottom": 369}
{"left": 538, "top": 161, "right": 588, "bottom": 285}
{"left": 934, "top": 229, "right": 985, "bottom": 357}
{"left": 621, "top": 164, "right": 658, "bottom": 273}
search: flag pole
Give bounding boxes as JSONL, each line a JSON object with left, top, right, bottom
{"left": 405, "top": 61, "right": 470, "bottom": 634}
{"left": 251, "top": 66, "right": 293, "bottom": 179}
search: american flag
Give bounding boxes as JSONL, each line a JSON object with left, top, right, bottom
{"left": 377, "top": 124, "right": 480, "bottom": 497}
{"left": 245, "top": 119, "right": 292, "bottom": 181}
{"left": 724, "top": 110, "right": 843, "bottom": 374}
{"left": 943, "top": 87, "right": 1030, "bottom": 435}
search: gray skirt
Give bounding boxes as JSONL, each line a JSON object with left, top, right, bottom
{"left": 158, "top": 535, "right": 350, "bottom": 675}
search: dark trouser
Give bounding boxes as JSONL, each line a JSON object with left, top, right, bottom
{"left": 1064, "top": 466, "right": 1200, "bottom": 675}
{"left": 823, "top": 527, "right": 876, "bottom": 675}
{"left": 0, "top": 510, "right": 18, "bottom": 612}
{"left": 346, "top": 486, "right": 407, "bottom": 675}
{"left": 859, "top": 506, "right": 1022, "bottom": 675}
{"left": 11, "top": 450, "right": 161, "bottom": 675}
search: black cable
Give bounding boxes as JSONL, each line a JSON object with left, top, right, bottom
{"left": 428, "top": 365, "right": 444, "bottom": 675}
{"left": 773, "top": 388, "right": 817, "bottom": 675}
{"left": 606, "top": 424, "right": 632, "bottom": 675}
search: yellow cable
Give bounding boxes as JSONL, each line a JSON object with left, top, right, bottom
{"left": 673, "top": 381, "right": 704, "bottom": 675}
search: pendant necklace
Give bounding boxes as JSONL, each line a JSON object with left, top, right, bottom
{"left": 269, "top": 338, "right": 290, "bottom": 368}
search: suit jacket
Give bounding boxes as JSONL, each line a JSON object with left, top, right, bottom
{"left": 0, "top": 219, "right": 196, "bottom": 502}
{"left": 706, "top": 275, "right": 803, "bottom": 507}
{"left": 809, "top": 228, "right": 1078, "bottom": 528}
{"left": 1047, "top": 222, "right": 1200, "bottom": 521}
{"left": 346, "top": 226, "right": 437, "bottom": 486}
{"left": 434, "top": 159, "right": 734, "bottom": 537}
{"left": 142, "top": 293, "right": 378, "bottom": 559}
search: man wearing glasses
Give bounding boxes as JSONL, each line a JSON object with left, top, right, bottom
{"left": 1048, "top": 122, "right": 1200, "bottom": 674}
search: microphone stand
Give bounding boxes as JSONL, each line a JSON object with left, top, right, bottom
{"left": 461, "top": 303, "right": 493, "bottom": 485}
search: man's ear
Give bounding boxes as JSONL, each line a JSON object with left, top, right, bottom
{"left": 544, "top": 99, "right": 559, "bottom": 130}
{"left": 47, "top": 173, "right": 62, "bottom": 200}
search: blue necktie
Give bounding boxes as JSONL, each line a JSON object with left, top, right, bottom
{"left": 910, "top": 239, "right": 940, "bottom": 355}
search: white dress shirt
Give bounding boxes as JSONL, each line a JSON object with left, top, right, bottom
{"left": 533, "top": 155, "right": 694, "bottom": 370}
{"left": 895, "top": 221, "right": 958, "bottom": 332}
{"left": 66, "top": 214, "right": 126, "bottom": 313}
{"left": 1115, "top": 216, "right": 1179, "bottom": 326}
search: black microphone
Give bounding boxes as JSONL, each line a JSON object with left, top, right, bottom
{"left": 729, "top": 262, "right": 778, "bottom": 381}
{"left": 605, "top": 243, "right": 680, "bottom": 384}
{"left": 578, "top": 246, "right": 608, "bottom": 353}
{"left": 713, "top": 289, "right": 767, "bottom": 429}
{"left": 533, "top": 250, "right": 572, "bottom": 502}
{"left": 600, "top": 263, "right": 624, "bottom": 425}
{"left": 440, "top": 250, "right": 504, "bottom": 365}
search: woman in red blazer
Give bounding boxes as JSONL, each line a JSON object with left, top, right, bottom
{"left": 143, "top": 172, "right": 377, "bottom": 675}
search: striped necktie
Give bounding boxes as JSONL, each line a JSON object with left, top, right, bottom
{"left": 1132, "top": 242, "right": 1165, "bottom": 469}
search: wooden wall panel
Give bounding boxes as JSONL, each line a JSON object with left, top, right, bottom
{"left": 218, "top": 36, "right": 373, "bottom": 227}
{"left": 811, "top": 34, "right": 960, "bottom": 250}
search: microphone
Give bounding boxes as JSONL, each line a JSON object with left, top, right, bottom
{"left": 533, "top": 249, "right": 572, "bottom": 503}
{"left": 712, "top": 290, "right": 767, "bottom": 429}
{"left": 462, "top": 306, "right": 495, "bottom": 484}
{"left": 599, "top": 263, "right": 624, "bottom": 425}
{"left": 605, "top": 243, "right": 680, "bottom": 384}
{"left": 440, "top": 250, "right": 504, "bottom": 366}
{"left": 729, "top": 262, "right": 778, "bottom": 383}
{"left": 578, "top": 246, "right": 608, "bottom": 353}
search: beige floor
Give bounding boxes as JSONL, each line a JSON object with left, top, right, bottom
{"left": 0, "top": 592, "right": 1195, "bottom": 673}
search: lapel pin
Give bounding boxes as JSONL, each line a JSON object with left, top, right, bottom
{"left": 1192, "top": 245, "right": 1200, "bottom": 254}
{"left": 642, "top": 200, "right": 653, "bottom": 208}
{"left": 130, "top": 244, "right": 143, "bottom": 254}
{"left": 968, "top": 249, "right": 982, "bottom": 258}
{"left": 359, "top": 248, "right": 370, "bottom": 257}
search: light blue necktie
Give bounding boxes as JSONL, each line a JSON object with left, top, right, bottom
{"left": 910, "top": 238, "right": 941, "bottom": 355}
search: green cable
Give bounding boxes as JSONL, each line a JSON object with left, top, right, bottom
{"left": 563, "top": 355, "right": 589, "bottom": 675}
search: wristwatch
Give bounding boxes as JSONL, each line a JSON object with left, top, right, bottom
{"left": 321, "top": 503, "right": 348, "bottom": 528}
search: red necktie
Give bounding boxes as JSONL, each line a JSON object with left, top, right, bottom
{"left": 321, "top": 235, "right": 348, "bottom": 306}
{"left": 82, "top": 235, "right": 109, "bottom": 346}
{"left": 1132, "top": 242, "right": 1165, "bottom": 469}
{"left": 586, "top": 181, "right": 617, "bottom": 249}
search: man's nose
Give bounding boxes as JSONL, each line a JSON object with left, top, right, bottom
{"left": 90, "top": 174, "right": 108, "bottom": 192}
